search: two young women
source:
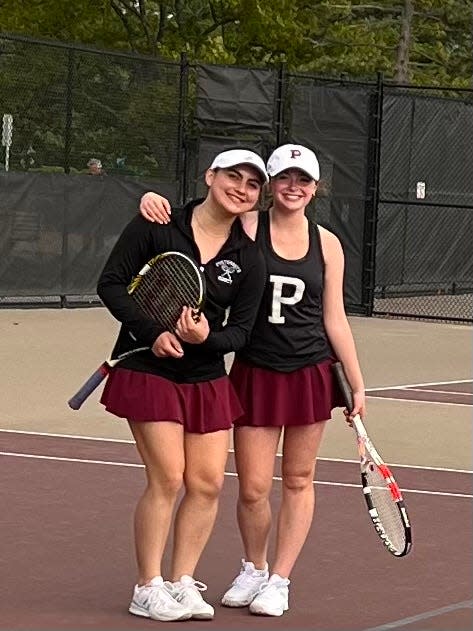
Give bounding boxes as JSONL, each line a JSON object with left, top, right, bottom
{"left": 97, "top": 149, "right": 268, "bottom": 621}
{"left": 139, "top": 143, "right": 366, "bottom": 617}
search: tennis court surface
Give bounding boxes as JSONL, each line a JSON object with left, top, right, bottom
{"left": 0, "top": 309, "right": 471, "bottom": 630}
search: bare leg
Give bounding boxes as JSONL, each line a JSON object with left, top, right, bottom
{"left": 171, "top": 429, "right": 230, "bottom": 580}
{"left": 272, "top": 421, "right": 328, "bottom": 578}
{"left": 129, "top": 421, "right": 184, "bottom": 585}
{"left": 234, "top": 426, "right": 281, "bottom": 569}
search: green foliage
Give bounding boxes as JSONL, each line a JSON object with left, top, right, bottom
{"left": 0, "top": 0, "right": 470, "bottom": 178}
{"left": 0, "top": 0, "right": 471, "bottom": 86}
{"left": 0, "top": 35, "right": 182, "bottom": 177}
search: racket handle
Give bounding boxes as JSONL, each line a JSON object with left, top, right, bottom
{"left": 332, "top": 361, "right": 354, "bottom": 410}
{"left": 68, "top": 364, "right": 110, "bottom": 410}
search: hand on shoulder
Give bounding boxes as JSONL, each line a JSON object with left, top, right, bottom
{"left": 140, "top": 192, "right": 171, "bottom": 224}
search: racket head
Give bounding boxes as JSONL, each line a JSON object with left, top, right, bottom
{"left": 332, "top": 361, "right": 412, "bottom": 557}
{"left": 128, "top": 251, "right": 206, "bottom": 331}
{"left": 354, "top": 420, "right": 412, "bottom": 557}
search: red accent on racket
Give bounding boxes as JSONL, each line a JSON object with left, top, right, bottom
{"left": 332, "top": 361, "right": 412, "bottom": 557}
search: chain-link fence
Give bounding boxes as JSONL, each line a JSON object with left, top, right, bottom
{"left": 375, "top": 85, "right": 473, "bottom": 322}
{"left": 1, "top": 34, "right": 472, "bottom": 323}
{"left": 0, "top": 34, "right": 183, "bottom": 182}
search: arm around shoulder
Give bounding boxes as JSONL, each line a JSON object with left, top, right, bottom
{"left": 139, "top": 191, "right": 171, "bottom": 224}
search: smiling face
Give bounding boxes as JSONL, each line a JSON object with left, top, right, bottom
{"left": 205, "top": 164, "right": 263, "bottom": 216}
{"left": 270, "top": 168, "right": 317, "bottom": 213}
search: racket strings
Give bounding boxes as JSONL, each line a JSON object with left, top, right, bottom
{"left": 131, "top": 256, "right": 202, "bottom": 330}
{"left": 365, "top": 466, "right": 407, "bottom": 553}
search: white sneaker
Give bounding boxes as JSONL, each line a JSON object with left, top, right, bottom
{"left": 249, "top": 573, "right": 290, "bottom": 616}
{"left": 171, "top": 574, "right": 215, "bottom": 620}
{"left": 221, "top": 559, "right": 269, "bottom": 607}
{"left": 128, "top": 576, "right": 192, "bottom": 621}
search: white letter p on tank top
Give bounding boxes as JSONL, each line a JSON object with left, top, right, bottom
{"left": 268, "top": 275, "right": 305, "bottom": 324}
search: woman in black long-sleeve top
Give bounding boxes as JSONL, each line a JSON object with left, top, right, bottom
{"left": 97, "top": 149, "right": 267, "bottom": 622}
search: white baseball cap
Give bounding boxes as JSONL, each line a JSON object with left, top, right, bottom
{"left": 209, "top": 149, "right": 268, "bottom": 183}
{"left": 266, "top": 144, "right": 320, "bottom": 181}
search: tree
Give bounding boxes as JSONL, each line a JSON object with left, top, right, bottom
{"left": 395, "top": 0, "right": 413, "bottom": 83}
{"left": 0, "top": 0, "right": 471, "bottom": 86}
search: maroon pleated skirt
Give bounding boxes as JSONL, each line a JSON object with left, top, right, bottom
{"left": 101, "top": 367, "right": 243, "bottom": 434}
{"left": 230, "top": 357, "right": 345, "bottom": 427}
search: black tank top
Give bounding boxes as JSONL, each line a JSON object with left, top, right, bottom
{"left": 237, "top": 211, "right": 332, "bottom": 372}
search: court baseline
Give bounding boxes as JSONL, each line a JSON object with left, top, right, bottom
{"left": 0, "top": 429, "right": 471, "bottom": 630}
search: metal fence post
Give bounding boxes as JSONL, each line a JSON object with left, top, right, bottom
{"left": 64, "top": 48, "right": 75, "bottom": 174}
{"left": 176, "top": 52, "right": 189, "bottom": 206}
{"left": 275, "top": 63, "right": 286, "bottom": 146}
{"left": 361, "top": 71, "right": 384, "bottom": 316}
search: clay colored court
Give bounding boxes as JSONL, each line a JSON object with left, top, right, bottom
{"left": 0, "top": 309, "right": 471, "bottom": 630}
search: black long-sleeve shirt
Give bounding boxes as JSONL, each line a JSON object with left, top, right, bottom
{"left": 97, "top": 199, "right": 266, "bottom": 383}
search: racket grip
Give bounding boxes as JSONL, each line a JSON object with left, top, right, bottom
{"left": 68, "top": 364, "right": 110, "bottom": 410}
{"left": 332, "top": 361, "right": 354, "bottom": 410}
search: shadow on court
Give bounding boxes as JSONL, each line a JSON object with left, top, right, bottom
{"left": 0, "top": 432, "right": 471, "bottom": 630}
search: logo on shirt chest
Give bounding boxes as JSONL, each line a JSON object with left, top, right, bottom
{"left": 268, "top": 275, "right": 306, "bottom": 323}
{"left": 215, "top": 259, "right": 241, "bottom": 284}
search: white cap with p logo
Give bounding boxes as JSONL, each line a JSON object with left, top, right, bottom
{"left": 266, "top": 144, "right": 320, "bottom": 181}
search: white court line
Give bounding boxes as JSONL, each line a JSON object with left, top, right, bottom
{"left": 366, "top": 395, "right": 471, "bottom": 407}
{"left": 1, "top": 429, "right": 472, "bottom": 474}
{"left": 362, "top": 599, "right": 473, "bottom": 631}
{"left": 404, "top": 388, "right": 472, "bottom": 396}
{"left": 0, "top": 451, "right": 471, "bottom": 499}
{"left": 313, "top": 455, "right": 473, "bottom": 475}
{"left": 0, "top": 428, "right": 135, "bottom": 443}
{"left": 366, "top": 378, "right": 472, "bottom": 391}
{"left": 0, "top": 451, "right": 141, "bottom": 468}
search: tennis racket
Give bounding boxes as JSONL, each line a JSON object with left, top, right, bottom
{"left": 68, "top": 251, "right": 205, "bottom": 410}
{"left": 332, "top": 361, "right": 412, "bottom": 557}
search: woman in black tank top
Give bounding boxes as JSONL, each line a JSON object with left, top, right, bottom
{"left": 139, "top": 143, "right": 366, "bottom": 618}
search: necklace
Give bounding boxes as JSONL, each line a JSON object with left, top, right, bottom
{"left": 193, "top": 211, "right": 231, "bottom": 239}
